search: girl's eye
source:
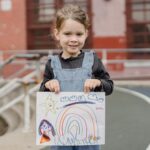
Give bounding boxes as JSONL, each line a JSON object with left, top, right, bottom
{"left": 64, "top": 32, "right": 71, "bottom": 35}
{"left": 77, "top": 33, "right": 83, "bottom": 36}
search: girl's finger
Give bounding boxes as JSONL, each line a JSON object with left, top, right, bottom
{"left": 54, "top": 84, "right": 60, "bottom": 93}
{"left": 84, "top": 82, "right": 90, "bottom": 93}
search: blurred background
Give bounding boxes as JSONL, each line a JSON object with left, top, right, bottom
{"left": 0, "top": 0, "right": 150, "bottom": 150}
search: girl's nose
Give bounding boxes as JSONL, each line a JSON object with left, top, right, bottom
{"left": 70, "top": 35, "right": 78, "bottom": 42}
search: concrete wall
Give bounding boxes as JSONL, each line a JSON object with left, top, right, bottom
{"left": 0, "top": 0, "right": 27, "bottom": 50}
{"left": 92, "top": 0, "right": 127, "bottom": 48}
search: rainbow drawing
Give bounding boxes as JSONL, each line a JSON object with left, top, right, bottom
{"left": 36, "top": 92, "right": 105, "bottom": 146}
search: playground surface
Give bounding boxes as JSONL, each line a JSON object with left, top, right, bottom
{"left": 0, "top": 64, "right": 150, "bottom": 150}
{"left": 1, "top": 83, "right": 149, "bottom": 150}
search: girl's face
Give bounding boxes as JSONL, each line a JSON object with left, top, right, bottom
{"left": 55, "top": 19, "right": 88, "bottom": 58}
{"left": 40, "top": 122, "right": 52, "bottom": 137}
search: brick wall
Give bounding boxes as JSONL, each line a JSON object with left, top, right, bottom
{"left": 0, "top": 0, "right": 27, "bottom": 50}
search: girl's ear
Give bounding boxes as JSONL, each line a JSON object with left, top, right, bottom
{"left": 54, "top": 29, "right": 59, "bottom": 41}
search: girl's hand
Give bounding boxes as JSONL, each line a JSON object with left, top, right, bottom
{"left": 84, "top": 79, "right": 101, "bottom": 93}
{"left": 45, "top": 79, "right": 60, "bottom": 93}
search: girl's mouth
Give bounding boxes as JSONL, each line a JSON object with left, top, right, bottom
{"left": 69, "top": 45, "right": 78, "bottom": 48}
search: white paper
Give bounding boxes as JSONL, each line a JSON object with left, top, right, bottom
{"left": 36, "top": 92, "right": 105, "bottom": 146}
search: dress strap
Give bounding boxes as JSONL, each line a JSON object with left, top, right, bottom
{"left": 82, "top": 51, "right": 94, "bottom": 69}
{"left": 49, "top": 55, "right": 62, "bottom": 69}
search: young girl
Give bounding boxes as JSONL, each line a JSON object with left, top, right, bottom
{"left": 40, "top": 4, "right": 113, "bottom": 150}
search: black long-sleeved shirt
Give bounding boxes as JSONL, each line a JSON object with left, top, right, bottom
{"left": 40, "top": 51, "right": 113, "bottom": 95}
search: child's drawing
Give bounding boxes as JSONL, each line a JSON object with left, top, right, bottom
{"left": 36, "top": 92, "right": 105, "bottom": 146}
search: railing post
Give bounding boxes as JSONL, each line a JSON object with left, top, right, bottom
{"left": 19, "top": 80, "right": 30, "bottom": 132}
{"left": 24, "top": 89, "right": 30, "bottom": 132}
{"left": 35, "top": 60, "right": 41, "bottom": 82}
{"left": 20, "top": 79, "right": 37, "bottom": 132}
{"left": 21, "top": 81, "right": 31, "bottom": 132}
{"left": 102, "top": 49, "right": 107, "bottom": 65}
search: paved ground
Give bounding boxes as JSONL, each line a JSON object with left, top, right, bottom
{"left": 40, "top": 85, "right": 150, "bottom": 150}
{"left": 1, "top": 53, "right": 150, "bottom": 149}
{"left": 122, "top": 86, "right": 150, "bottom": 97}
{"left": 0, "top": 82, "right": 150, "bottom": 150}
{"left": 101, "top": 87, "right": 150, "bottom": 150}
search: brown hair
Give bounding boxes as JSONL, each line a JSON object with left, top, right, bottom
{"left": 55, "top": 4, "right": 90, "bottom": 31}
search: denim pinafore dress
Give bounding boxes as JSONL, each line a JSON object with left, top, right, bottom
{"left": 49, "top": 51, "right": 100, "bottom": 150}
{"left": 50, "top": 52, "right": 94, "bottom": 92}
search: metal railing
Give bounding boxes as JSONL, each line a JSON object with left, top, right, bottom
{"left": 0, "top": 72, "right": 40, "bottom": 131}
{"left": 0, "top": 48, "right": 150, "bottom": 133}
{"left": 1, "top": 48, "right": 150, "bottom": 68}
{"left": 0, "top": 53, "right": 41, "bottom": 132}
